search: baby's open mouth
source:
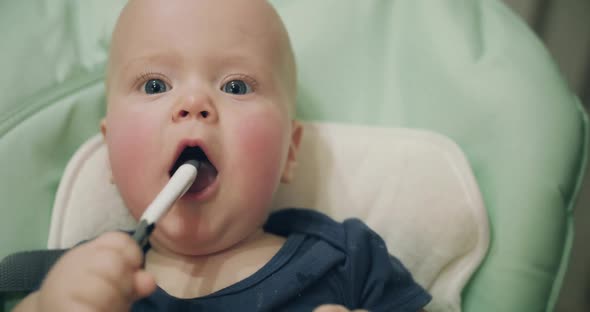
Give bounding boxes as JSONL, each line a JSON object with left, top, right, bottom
{"left": 169, "top": 146, "right": 218, "bottom": 194}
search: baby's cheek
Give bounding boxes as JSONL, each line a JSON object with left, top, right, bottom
{"left": 109, "top": 120, "right": 149, "bottom": 170}
{"left": 232, "top": 114, "right": 289, "bottom": 195}
{"left": 106, "top": 114, "right": 160, "bottom": 213}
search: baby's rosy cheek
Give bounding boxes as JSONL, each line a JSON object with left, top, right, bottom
{"left": 235, "top": 116, "right": 288, "bottom": 186}
{"left": 110, "top": 123, "right": 150, "bottom": 169}
{"left": 107, "top": 115, "right": 160, "bottom": 208}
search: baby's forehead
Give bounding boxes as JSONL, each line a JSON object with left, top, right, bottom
{"left": 119, "top": 0, "right": 280, "bottom": 32}
{"left": 107, "top": 0, "right": 296, "bottom": 110}
{"left": 112, "top": 0, "right": 288, "bottom": 61}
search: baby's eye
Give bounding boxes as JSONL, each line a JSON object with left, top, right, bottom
{"left": 221, "top": 80, "right": 252, "bottom": 95}
{"left": 143, "top": 79, "right": 168, "bottom": 94}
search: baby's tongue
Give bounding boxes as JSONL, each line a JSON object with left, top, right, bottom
{"left": 188, "top": 161, "right": 217, "bottom": 194}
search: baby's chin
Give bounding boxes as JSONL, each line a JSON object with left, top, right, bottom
{"left": 149, "top": 229, "right": 223, "bottom": 257}
{"left": 148, "top": 218, "right": 240, "bottom": 257}
{"left": 149, "top": 216, "right": 268, "bottom": 258}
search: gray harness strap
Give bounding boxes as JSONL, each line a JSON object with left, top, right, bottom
{"left": 0, "top": 250, "right": 66, "bottom": 292}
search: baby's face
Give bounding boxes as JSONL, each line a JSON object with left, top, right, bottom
{"left": 102, "top": 0, "right": 301, "bottom": 255}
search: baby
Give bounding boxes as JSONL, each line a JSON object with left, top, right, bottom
{"left": 15, "top": 0, "right": 430, "bottom": 311}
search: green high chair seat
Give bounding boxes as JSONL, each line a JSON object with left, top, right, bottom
{"left": 0, "top": 0, "right": 587, "bottom": 311}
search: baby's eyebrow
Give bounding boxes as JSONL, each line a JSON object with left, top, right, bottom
{"left": 119, "top": 53, "right": 183, "bottom": 73}
{"left": 211, "top": 51, "right": 275, "bottom": 74}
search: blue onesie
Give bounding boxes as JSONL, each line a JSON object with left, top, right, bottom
{"left": 132, "top": 208, "right": 431, "bottom": 311}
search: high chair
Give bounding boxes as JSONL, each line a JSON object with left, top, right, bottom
{"left": 0, "top": 1, "right": 587, "bottom": 311}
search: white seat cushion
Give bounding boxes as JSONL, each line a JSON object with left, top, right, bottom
{"left": 48, "top": 121, "right": 489, "bottom": 312}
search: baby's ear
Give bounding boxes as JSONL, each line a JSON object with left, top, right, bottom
{"left": 280, "top": 120, "right": 303, "bottom": 184}
{"left": 99, "top": 118, "right": 115, "bottom": 184}
{"left": 100, "top": 118, "right": 107, "bottom": 138}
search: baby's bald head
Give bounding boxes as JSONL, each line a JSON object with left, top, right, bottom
{"left": 106, "top": 0, "right": 297, "bottom": 115}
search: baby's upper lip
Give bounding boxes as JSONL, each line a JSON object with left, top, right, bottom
{"left": 169, "top": 139, "right": 217, "bottom": 176}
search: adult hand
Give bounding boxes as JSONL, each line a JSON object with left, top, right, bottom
{"left": 313, "top": 304, "right": 369, "bottom": 312}
{"left": 16, "top": 232, "right": 156, "bottom": 312}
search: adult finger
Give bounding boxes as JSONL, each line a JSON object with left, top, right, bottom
{"left": 93, "top": 232, "right": 144, "bottom": 268}
{"left": 133, "top": 270, "right": 157, "bottom": 300}
{"left": 313, "top": 304, "right": 350, "bottom": 312}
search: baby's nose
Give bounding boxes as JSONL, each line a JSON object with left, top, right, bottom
{"left": 172, "top": 94, "right": 218, "bottom": 123}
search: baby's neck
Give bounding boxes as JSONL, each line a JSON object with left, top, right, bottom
{"left": 145, "top": 230, "right": 286, "bottom": 299}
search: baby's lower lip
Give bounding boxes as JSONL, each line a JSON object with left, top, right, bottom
{"left": 188, "top": 161, "right": 217, "bottom": 192}
{"left": 181, "top": 176, "right": 219, "bottom": 201}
